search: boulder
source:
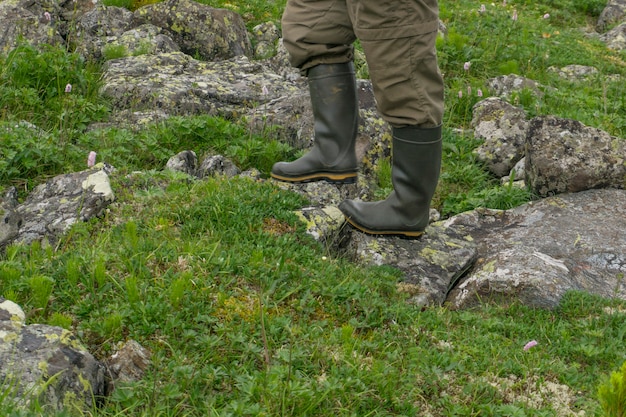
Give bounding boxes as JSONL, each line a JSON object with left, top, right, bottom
{"left": 597, "top": 0, "right": 626, "bottom": 33}
{"left": 471, "top": 97, "right": 529, "bottom": 177}
{"left": 131, "top": 0, "right": 252, "bottom": 61}
{"left": 0, "top": 298, "right": 106, "bottom": 413}
{"left": 445, "top": 189, "right": 626, "bottom": 309}
{"left": 10, "top": 167, "right": 115, "bottom": 247}
{"left": 525, "top": 116, "right": 626, "bottom": 197}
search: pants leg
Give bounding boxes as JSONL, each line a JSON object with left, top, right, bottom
{"left": 282, "top": 0, "right": 356, "bottom": 71}
{"left": 348, "top": 0, "right": 444, "bottom": 127}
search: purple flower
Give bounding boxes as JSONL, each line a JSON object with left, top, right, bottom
{"left": 87, "top": 151, "right": 97, "bottom": 167}
{"left": 477, "top": 89, "right": 483, "bottom": 97}
{"left": 458, "top": 90, "right": 463, "bottom": 99}
{"left": 43, "top": 12, "right": 51, "bottom": 22}
{"left": 65, "top": 83, "right": 72, "bottom": 93}
{"left": 523, "top": 340, "right": 538, "bottom": 351}
{"left": 512, "top": 10, "right": 518, "bottom": 21}
{"left": 262, "top": 85, "right": 269, "bottom": 96}
{"left": 467, "top": 85, "right": 472, "bottom": 95}
{"left": 479, "top": 4, "right": 486, "bottom": 13}
{"left": 464, "top": 61, "right": 471, "bottom": 71}
{"left": 543, "top": 13, "right": 550, "bottom": 19}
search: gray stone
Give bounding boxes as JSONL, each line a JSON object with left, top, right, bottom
{"left": 0, "top": 298, "right": 106, "bottom": 412}
{"left": 525, "top": 116, "right": 626, "bottom": 197}
{"left": 198, "top": 155, "right": 241, "bottom": 178}
{"left": 0, "top": 187, "right": 21, "bottom": 249}
{"left": 597, "top": 0, "right": 626, "bottom": 33}
{"left": 0, "top": 1, "right": 64, "bottom": 54}
{"left": 13, "top": 167, "right": 115, "bottom": 246}
{"left": 341, "top": 221, "right": 477, "bottom": 307}
{"left": 166, "top": 150, "right": 198, "bottom": 176}
{"left": 486, "top": 75, "right": 544, "bottom": 99}
{"left": 105, "top": 340, "right": 152, "bottom": 394}
{"left": 471, "top": 97, "right": 529, "bottom": 177}
{"left": 601, "top": 22, "right": 626, "bottom": 51}
{"left": 100, "top": 52, "right": 301, "bottom": 119}
{"left": 131, "top": 0, "right": 251, "bottom": 61}
{"left": 445, "top": 189, "right": 626, "bottom": 309}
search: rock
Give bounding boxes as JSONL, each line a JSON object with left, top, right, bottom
{"left": 601, "top": 22, "right": 626, "bottom": 51}
{"left": 100, "top": 52, "right": 301, "bottom": 119}
{"left": 11, "top": 167, "right": 115, "bottom": 247}
{"left": 341, "top": 221, "right": 477, "bottom": 307}
{"left": 471, "top": 97, "right": 529, "bottom": 177}
{"left": 0, "top": 297, "right": 106, "bottom": 413}
{"left": 295, "top": 205, "right": 347, "bottom": 244}
{"left": 197, "top": 155, "right": 241, "bottom": 178}
{"left": 166, "top": 150, "right": 198, "bottom": 176}
{"left": 0, "top": 1, "right": 64, "bottom": 53}
{"left": 105, "top": 339, "right": 152, "bottom": 393}
{"left": 74, "top": 5, "right": 134, "bottom": 60}
{"left": 131, "top": 0, "right": 252, "bottom": 61}
{"left": 486, "top": 75, "right": 544, "bottom": 99}
{"left": 525, "top": 116, "right": 626, "bottom": 197}
{"left": 250, "top": 22, "right": 281, "bottom": 59}
{"left": 106, "top": 23, "right": 180, "bottom": 57}
{"left": 445, "top": 189, "right": 626, "bottom": 309}
{"left": 547, "top": 64, "right": 599, "bottom": 81}
{"left": 597, "top": 0, "right": 626, "bottom": 33}
{"left": 0, "top": 187, "right": 21, "bottom": 248}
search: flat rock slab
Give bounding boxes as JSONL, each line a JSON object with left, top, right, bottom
{"left": 445, "top": 189, "right": 626, "bottom": 309}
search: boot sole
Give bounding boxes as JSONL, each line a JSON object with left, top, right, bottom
{"left": 344, "top": 217, "right": 424, "bottom": 238}
{"left": 271, "top": 172, "right": 357, "bottom": 184}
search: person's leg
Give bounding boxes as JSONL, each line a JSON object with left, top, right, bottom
{"left": 339, "top": 0, "right": 444, "bottom": 236}
{"left": 271, "top": 0, "right": 360, "bottom": 184}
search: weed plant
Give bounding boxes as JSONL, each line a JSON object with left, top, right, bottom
{"left": 1, "top": 0, "right": 626, "bottom": 416}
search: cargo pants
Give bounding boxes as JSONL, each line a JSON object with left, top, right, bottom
{"left": 282, "top": 0, "right": 444, "bottom": 127}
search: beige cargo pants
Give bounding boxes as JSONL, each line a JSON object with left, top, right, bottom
{"left": 282, "top": 0, "right": 444, "bottom": 127}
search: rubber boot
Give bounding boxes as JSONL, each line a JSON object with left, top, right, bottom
{"left": 271, "top": 63, "right": 358, "bottom": 184}
{"left": 339, "top": 125, "right": 442, "bottom": 237}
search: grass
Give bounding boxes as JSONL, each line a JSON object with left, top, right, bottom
{"left": 1, "top": 0, "right": 626, "bottom": 416}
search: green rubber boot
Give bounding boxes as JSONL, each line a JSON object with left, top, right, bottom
{"left": 271, "top": 63, "right": 358, "bottom": 184}
{"left": 339, "top": 125, "right": 442, "bottom": 237}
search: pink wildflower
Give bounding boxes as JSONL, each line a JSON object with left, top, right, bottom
{"left": 458, "top": 90, "right": 463, "bottom": 99}
{"left": 512, "top": 10, "right": 518, "bottom": 21}
{"left": 467, "top": 85, "right": 472, "bottom": 95}
{"left": 479, "top": 4, "right": 486, "bottom": 13}
{"left": 523, "top": 340, "right": 538, "bottom": 351}
{"left": 262, "top": 85, "right": 269, "bottom": 95}
{"left": 65, "top": 83, "right": 72, "bottom": 93}
{"left": 43, "top": 12, "right": 51, "bottom": 22}
{"left": 477, "top": 89, "right": 483, "bottom": 97}
{"left": 464, "top": 61, "right": 471, "bottom": 71}
{"left": 543, "top": 13, "right": 550, "bottom": 19}
{"left": 87, "top": 151, "right": 97, "bottom": 167}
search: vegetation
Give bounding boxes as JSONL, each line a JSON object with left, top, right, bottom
{"left": 1, "top": 0, "right": 625, "bottom": 415}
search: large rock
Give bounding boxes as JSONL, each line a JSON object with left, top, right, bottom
{"left": 0, "top": 298, "right": 106, "bottom": 412}
{"left": 471, "top": 97, "right": 529, "bottom": 177}
{"left": 597, "top": 0, "right": 626, "bottom": 32}
{"left": 445, "top": 189, "right": 626, "bottom": 309}
{"left": 9, "top": 167, "right": 115, "bottom": 247}
{"left": 0, "top": 187, "right": 21, "bottom": 248}
{"left": 340, "top": 219, "right": 477, "bottom": 307}
{"left": 0, "top": 1, "right": 64, "bottom": 54}
{"left": 601, "top": 22, "right": 626, "bottom": 51}
{"left": 100, "top": 51, "right": 301, "bottom": 119}
{"left": 525, "top": 116, "right": 626, "bottom": 197}
{"left": 73, "top": 5, "right": 135, "bottom": 60}
{"left": 131, "top": 0, "right": 251, "bottom": 61}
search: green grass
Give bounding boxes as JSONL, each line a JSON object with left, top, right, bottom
{"left": 1, "top": 0, "right": 626, "bottom": 415}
